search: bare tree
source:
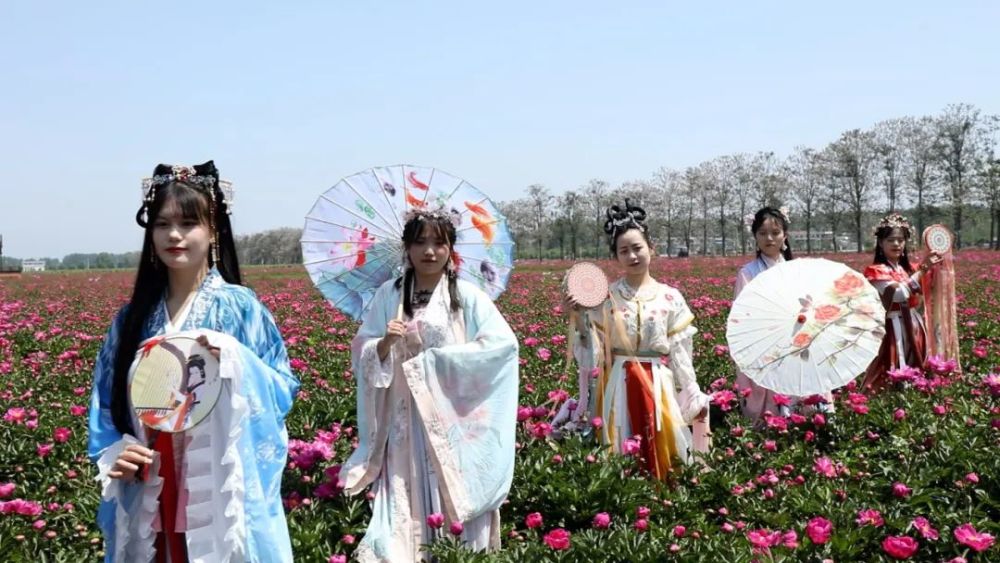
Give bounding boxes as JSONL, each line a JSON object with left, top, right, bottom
{"left": 934, "top": 103, "right": 988, "bottom": 248}
{"left": 653, "top": 167, "right": 683, "bottom": 255}
{"left": 527, "top": 184, "right": 552, "bottom": 260}
{"left": 707, "top": 157, "right": 735, "bottom": 256}
{"left": 900, "top": 116, "right": 940, "bottom": 236}
{"left": 873, "top": 118, "right": 908, "bottom": 212}
{"left": 787, "top": 146, "right": 825, "bottom": 254}
{"left": 829, "top": 129, "right": 879, "bottom": 252}
{"left": 583, "top": 179, "right": 610, "bottom": 258}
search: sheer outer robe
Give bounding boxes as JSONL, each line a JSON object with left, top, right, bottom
{"left": 571, "top": 279, "right": 710, "bottom": 470}
{"left": 341, "top": 278, "right": 519, "bottom": 560}
{"left": 87, "top": 271, "right": 300, "bottom": 563}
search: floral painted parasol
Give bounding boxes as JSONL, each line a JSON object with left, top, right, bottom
{"left": 301, "top": 165, "right": 515, "bottom": 321}
{"left": 726, "top": 258, "right": 886, "bottom": 396}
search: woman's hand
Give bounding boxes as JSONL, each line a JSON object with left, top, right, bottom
{"left": 377, "top": 320, "right": 407, "bottom": 360}
{"left": 693, "top": 407, "right": 708, "bottom": 423}
{"left": 108, "top": 444, "right": 155, "bottom": 480}
{"left": 920, "top": 251, "right": 943, "bottom": 273}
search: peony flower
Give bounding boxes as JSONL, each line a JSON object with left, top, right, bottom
{"left": 805, "top": 517, "right": 832, "bottom": 544}
{"left": 856, "top": 509, "right": 885, "bottom": 527}
{"left": 525, "top": 512, "right": 543, "bottom": 529}
{"left": 426, "top": 513, "right": 444, "bottom": 529}
{"left": 543, "top": 528, "right": 571, "bottom": 550}
{"left": 813, "top": 457, "right": 837, "bottom": 478}
{"left": 36, "top": 443, "right": 53, "bottom": 458}
{"left": 592, "top": 512, "right": 611, "bottom": 529}
{"left": 891, "top": 482, "right": 912, "bottom": 498}
{"left": 53, "top": 427, "right": 71, "bottom": 443}
{"left": 621, "top": 437, "right": 642, "bottom": 456}
{"left": 814, "top": 304, "right": 842, "bottom": 322}
{"left": 0, "top": 483, "right": 15, "bottom": 498}
{"left": 673, "top": 525, "right": 686, "bottom": 538}
{"left": 328, "top": 556, "right": 347, "bottom": 563}
{"left": 911, "top": 517, "right": 939, "bottom": 541}
{"left": 634, "top": 518, "right": 649, "bottom": 532}
{"left": 636, "top": 506, "right": 651, "bottom": 519}
{"left": 954, "top": 523, "right": 995, "bottom": 552}
{"left": 881, "top": 535, "right": 919, "bottom": 559}
{"left": 449, "top": 521, "right": 464, "bottom": 536}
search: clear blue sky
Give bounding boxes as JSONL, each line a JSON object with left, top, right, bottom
{"left": 2, "top": 1, "right": 998, "bottom": 258}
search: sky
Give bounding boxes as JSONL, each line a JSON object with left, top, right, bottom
{"left": 1, "top": 1, "right": 998, "bottom": 258}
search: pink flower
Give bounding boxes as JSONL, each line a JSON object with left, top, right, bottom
{"left": 894, "top": 408, "right": 907, "bottom": 421}
{"left": 3, "top": 407, "right": 27, "bottom": 424}
{"left": 954, "top": 523, "right": 996, "bottom": 552}
{"left": 881, "top": 535, "right": 919, "bottom": 559}
{"left": 773, "top": 393, "right": 792, "bottom": 406}
{"left": 911, "top": 517, "right": 939, "bottom": 540}
{"left": 673, "top": 525, "right": 686, "bottom": 538}
{"left": 764, "top": 440, "right": 777, "bottom": 452}
{"left": 805, "top": 517, "right": 832, "bottom": 544}
{"left": 746, "top": 528, "right": 782, "bottom": 551}
{"left": 812, "top": 413, "right": 826, "bottom": 426}
{"left": 591, "top": 417, "right": 603, "bottom": 429}
{"left": 36, "top": 443, "right": 53, "bottom": 458}
{"left": 426, "top": 513, "right": 444, "bottom": 529}
{"left": 536, "top": 348, "right": 552, "bottom": 361}
{"left": 711, "top": 390, "right": 737, "bottom": 411}
{"left": 856, "top": 509, "right": 885, "bottom": 527}
{"left": 636, "top": 506, "right": 651, "bottom": 519}
{"left": 530, "top": 422, "right": 553, "bottom": 439}
{"left": 525, "top": 512, "right": 543, "bottom": 529}
{"left": 965, "top": 472, "right": 979, "bottom": 484}
{"left": 328, "top": 556, "right": 347, "bottom": 563}
{"left": 592, "top": 512, "right": 611, "bottom": 529}
{"left": 634, "top": 518, "right": 649, "bottom": 532}
{"left": 813, "top": 457, "right": 836, "bottom": 478}
{"left": 516, "top": 406, "right": 533, "bottom": 421}
{"left": 765, "top": 415, "right": 788, "bottom": 432}
{"left": 891, "top": 482, "right": 912, "bottom": 498}
{"left": 0, "top": 483, "right": 15, "bottom": 498}
{"left": 340, "top": 534, "right": 355, "bottom": 545}
{"left": 782, "top": 530, "right": 799, "bottom": 549}
{"left": 69, "top": 405, "right": 86, "bottom": 417}
{"left": 621, "top": 437, "right": 641, "bottom": 456}
{"left": 543, "top": 528, "right": 571, "bottom": 550}
{"left": 449, "top": 521, "right": 464, "bottom": 536}
{"left": 547, "top": 389, "right": 569, "bottom": 403}
{"left": 53, "top": 427, "right": 71, "bottom": 443}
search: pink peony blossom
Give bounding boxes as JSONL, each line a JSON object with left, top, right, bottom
{"left": 813, "top": 457, "right": 836, "bottom": 478}
{"left": 805, "top": 517, "right": 832, "bottom": 544}
{"left": 525, "top": 512, "right": 543, "bottom": 529}
{"left": 954, "top": 523, "right": 995, "bottom": 552}
{"left": 881, "top": 535, "right": 919, "bottom": 559}
{"left": 543, "top": 528, "right": 571, "bottom": 550}
{"left": 449, "top": 521, "right": 464, "bottom": 536}
{"left": 891, "top": 482, "right": 912, "bottom": 498}
{"left": 426, "top": 513, "right": 444, "bottom": 529}
{"left": 911, "top": 517, "right": 939, "bottom": 540}
{"left": 592, "top": 512, "right": 611, "bottom": 529}
{"left": 856, "top": 509, "right": 885, "bottom": 527}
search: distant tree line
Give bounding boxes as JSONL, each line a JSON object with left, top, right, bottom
{"left": 500, "top": 103, "right": 1000, "bottom": 259}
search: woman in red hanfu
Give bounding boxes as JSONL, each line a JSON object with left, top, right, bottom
{"left": 861, "top": 213, "right": 942, "bottom": 391}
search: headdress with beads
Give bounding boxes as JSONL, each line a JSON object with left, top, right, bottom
{"left": 874, "top": 212, "right": 912, "bottom": 238}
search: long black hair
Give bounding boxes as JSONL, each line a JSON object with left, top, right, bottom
{"left": 873, "top": 224, "right": 915, "bottom": 274}
{"left": 751, "top": 206, "right": 794, "bottom": 261}
{"left": 394, "top": 212, "right": 462, "bottom": 318}
{"left": 604, "top": 199, "right": 653, "bottom": 256}
{"left": 110, "top": 161, "right": 241, "bottom": 435}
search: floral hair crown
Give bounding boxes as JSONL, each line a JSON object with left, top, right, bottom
{"left": 402, "top": 205, "right": 460, "bottom": 227}
{"left": 141, "top": 165, "right": 235, "bottom": 214}
{"left": 874, "top": 213, "right": 911, "bottom": 236}
{"left": 604, "top": 199, "right": 647, "bottom": 238}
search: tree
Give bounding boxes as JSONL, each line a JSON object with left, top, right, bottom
{"left": 708, "top": 156, "right": 735, "bottom": 256}
{"left": 829, "top": 129, "right": 879, "bottom": 252}
{"left": 787, "top": 147, "right": 825, "bottom": 254}
{"left": 653, "top": 167, "right": 683, "bottom": 255}
{"left": 583, "top": 179, "right": 610, "bottom": 258}
{"left": 873, "top": 118, "right": 908, "bottom": 212}
{"left": 526, "top": 184, "right": 552, "bottom": 260}
{"left": 818, "top": 145, "right": 848, "bottom": 251}
{"left": 900, "top": 116, "right": 940, "bottom": 236}
{"left": 934, "top": 103, "right": 987, "bottom": 248}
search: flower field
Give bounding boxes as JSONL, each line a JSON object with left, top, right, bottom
{"left": 1, "top": 253, "right": 998, "bottom": 562}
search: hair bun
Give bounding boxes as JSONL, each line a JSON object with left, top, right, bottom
{"left": 604, "top": 199, "right": 647, "bottom": 235}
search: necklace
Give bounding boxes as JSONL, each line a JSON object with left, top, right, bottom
{"left": 411, "top": 289, "right": 433, "bottom": 308}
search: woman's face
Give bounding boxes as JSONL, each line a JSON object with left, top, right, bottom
{"left": 754, "top": 217, "right": 786, "bottom": 259}
{"left": 152, "top": 197, "right": 211, "bottom": 272}
{"left": 407, "top": 224, "right": 452, "bottom": 278}
{"left": 880, "top": 228, "right": 907, "bottom": 262}
{"left": 615, "top": 229, "right": 652, "bottom": 275}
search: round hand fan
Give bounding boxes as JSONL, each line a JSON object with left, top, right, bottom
{"left": 563, "top": 262, "right": 610, "bottom": 309}
{"left": 129, "top": 334, "right": 222, "bottom": 433}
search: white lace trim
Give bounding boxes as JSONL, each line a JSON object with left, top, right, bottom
{"left": 95, "top": 434, "right": 162, "bottom": 563}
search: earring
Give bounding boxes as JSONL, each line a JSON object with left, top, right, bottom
{"left": 211, "top": 237, "right": 219, "bottom": 265}
{"left": 782, "top": 243, "right": 788, "bottom": 251}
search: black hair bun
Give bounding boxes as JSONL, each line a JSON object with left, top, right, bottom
{"left": 603, "top": 198, "right": 647, "bottom": 235}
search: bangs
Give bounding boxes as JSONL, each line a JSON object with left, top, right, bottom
{"left": 152, "top": 182, "right": 211, "bottom": 225}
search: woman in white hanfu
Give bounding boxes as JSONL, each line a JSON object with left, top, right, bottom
{"left": 340, "top": 208, "right": 519, "bottom": 562}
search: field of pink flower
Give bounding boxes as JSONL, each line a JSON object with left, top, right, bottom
{"left": 1, "top": 253, "right": 998, "bottom": 562}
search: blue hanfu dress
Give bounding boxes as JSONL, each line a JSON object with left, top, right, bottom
{"left": 87, "top": 269, "right": 300, "bottom": 562}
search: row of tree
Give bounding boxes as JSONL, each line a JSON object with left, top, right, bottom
{"left": 8, "top": 228, "right": 304, "bottom": 270}
{"left": 499, "top": 103, "right": 1000, "bottom": 259}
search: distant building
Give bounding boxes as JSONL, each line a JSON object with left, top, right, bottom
{"left": 788, "top": 230, "right": 854, "bottom": 252}
{"left": 22, "top": 259, "right": 46, "bottom": 272}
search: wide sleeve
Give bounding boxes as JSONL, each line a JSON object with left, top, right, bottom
{"left": 564, "top": 302, "right": 608, "bottom": 427}
{"left": 351, "top": 282, "right": 397, "bottom": 389}
{"left": 87, "top": 309, "right": 131, "bottom": 469}
{"left": 666, "top": 294, "right": 709, "bottom": 424}
{"left": 400, "top": 284, "right": 520, "bottom": 522}
{"left": 734, "top": 265, "right": 753, "bottom": 298}
{"left": 231, "top": 289, "right": 300, "bottom": 422}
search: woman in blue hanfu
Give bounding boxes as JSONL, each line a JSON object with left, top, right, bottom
{"left": 87, "top": 161, "right": 300, "bottom": 562}
{"left": 340, "top": 208, "right": 519, "bottom": 562}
